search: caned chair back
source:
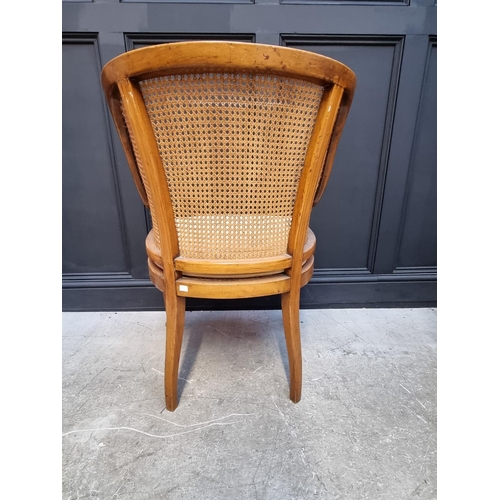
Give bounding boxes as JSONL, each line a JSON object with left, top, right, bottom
{"left": 102, "top": 42, "right": 355, "bottom": 275}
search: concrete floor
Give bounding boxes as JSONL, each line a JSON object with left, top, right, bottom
{"left": 62, "top": 308, "right": 437, "bottom": 500}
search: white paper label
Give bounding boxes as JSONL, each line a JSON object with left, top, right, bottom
{"left": 179, "top": 285, "right": 189, "bottom": 292}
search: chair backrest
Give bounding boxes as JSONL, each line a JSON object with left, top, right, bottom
{"left": 102, "top": 41, "right": 355, "bottom": 270}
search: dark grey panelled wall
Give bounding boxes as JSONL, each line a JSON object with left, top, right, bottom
{"left": 62, "top": 0, "right": 437, "bottom": 311}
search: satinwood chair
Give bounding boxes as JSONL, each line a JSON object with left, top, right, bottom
{"left": 101, "top": 41, "right": 355, "bottom": 411}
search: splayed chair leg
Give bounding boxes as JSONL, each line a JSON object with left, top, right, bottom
{"left": 281, "top": 288, "right": 302, "bottom": 403}
{"left": 164, "top": 292, "right": 186, "bottom": 411}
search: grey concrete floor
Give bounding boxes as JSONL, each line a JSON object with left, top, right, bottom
{"left": 62, "top": 308, "right": 436, "bottom": 500}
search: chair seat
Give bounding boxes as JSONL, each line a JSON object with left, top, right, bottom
{"left": 146, "top": 226, "right": 316, "bottom": 278}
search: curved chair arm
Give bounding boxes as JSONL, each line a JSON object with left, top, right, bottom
{"left": 313, "top": 81, "right": 356, "bottom": 207}
{"left": 103, "top": 81, "right": 150, "bottom": 207}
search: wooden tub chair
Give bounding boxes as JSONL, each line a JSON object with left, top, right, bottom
{"left": 101, "top": 41, "right": 356, "bottom": 411}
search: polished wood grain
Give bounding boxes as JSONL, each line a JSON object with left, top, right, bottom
{"left": 164, "top": 293, "right": 185, "bottom": 411}
{"left": 314, "top": 83, "right": 356, "bottom": 206}
{"left": 102, "top": 41, "right": 355, "bottom": 92}
{"left": 146, "top": 227, "right": 317, "bottom": 276}
{"left": 175, "top": 255, "right": 293, "bottom": 278}
{"left": 148, "top": 254, "right": 314, "bottom": 294}
{"left": 176, "top": 274, "right": 291, "bottom": 299}
{"left": 102, "top": 41, "right": 355, "bottom": 411}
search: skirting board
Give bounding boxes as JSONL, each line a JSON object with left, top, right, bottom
{"left": 63, "top": 276, "right": 436, "bottom": 311}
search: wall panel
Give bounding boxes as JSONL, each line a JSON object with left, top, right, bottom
{"left": 62, "top": 34, "right": 128, "bottom": 276}
{"left": 396, "top": 39, "right": 437, "bottom": 272}
{"left": 62, "top": 1, "right": 437, "bottom": 310}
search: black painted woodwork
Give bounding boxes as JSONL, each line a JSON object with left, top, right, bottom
{"left": 62, "top": 0, "right": 436, "bottom": 311}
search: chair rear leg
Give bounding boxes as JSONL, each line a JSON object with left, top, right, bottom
{"left": 281, "top": 288, "right": 302, "bottom": 403}
{"left": 164, "top": 293, "right": 186, "bottom": 411}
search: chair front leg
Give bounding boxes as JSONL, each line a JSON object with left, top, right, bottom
{"left": 281, "top": 286, "right": 302, "bottom": 403}
{"left": 164, "top": 291, "right": 186, "bottom": 411}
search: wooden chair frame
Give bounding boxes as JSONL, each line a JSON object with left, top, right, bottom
{"left": 101, "top": 41, "right": 355, "bottom": 411}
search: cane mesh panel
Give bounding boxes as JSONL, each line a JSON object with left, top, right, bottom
{"left": 139, "top": 72, "right": 324, "bottom": 260}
